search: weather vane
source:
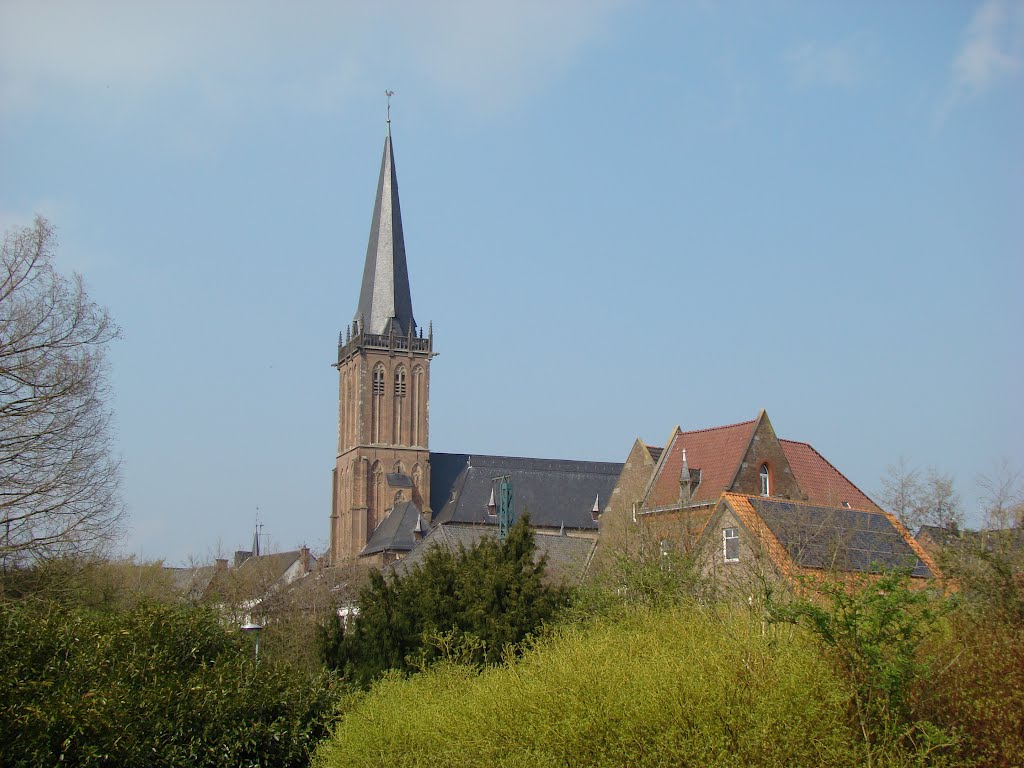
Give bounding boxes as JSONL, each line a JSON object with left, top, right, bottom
{"left": 385, "top": 90, "right": 395, "bottom": 125}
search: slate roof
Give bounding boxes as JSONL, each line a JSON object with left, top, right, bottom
{"left": 164, "top": 565, "right": 217, "bottom": 601}
{"left": 362, "top": 500, "right": 424, "bottom": 556}
{"left": 354, "top": 129, "right": 416, "bottom": 336}
{"left": 741, "top": 496, "right": 933, "bottom": 578}
{"left": 390, "top": 523, "right": 597, "bottom": 585}
{"left": 429, "top": 452, "right": 624, "bottom": 530}
{"left": 387, "top": 472, "right": 414, "bottom": 489}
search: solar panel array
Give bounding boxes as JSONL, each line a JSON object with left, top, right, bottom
{"left": 750, "top": 497, "right": 931, "bottom": 578}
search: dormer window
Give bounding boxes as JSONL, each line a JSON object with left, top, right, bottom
{"left": 759, "top": 464, "right": 770, "bottom": 496}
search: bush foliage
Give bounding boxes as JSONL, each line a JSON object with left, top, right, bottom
{"left": 315, "top": 606, "right": 863, "bottom": 768}
{"left": 0, "top": 600, "right": 340, "bottom": 768}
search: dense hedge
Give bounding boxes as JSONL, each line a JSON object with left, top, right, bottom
{"left": 0, "top": 601, "right": 340, "bottom": 768}
{"left": 314, "top": 606, "right": 863, "bottom": 768}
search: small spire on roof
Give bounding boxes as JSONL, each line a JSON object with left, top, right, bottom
{"left": 486, "top": 485, "right": 496, "bottom": 515}
{"left": 679, "top": 448, "right": 693, "bottom": 506}
{"left": 559, "top": 520, "right": 565, "bottom": 536}
{"left": 592, "top": 494, "right": 601, "bottom": 514}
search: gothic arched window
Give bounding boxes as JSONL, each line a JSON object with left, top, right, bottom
{"left": 339, "top": 372, "right": 348, "bottom": 450}
{"left": 371, "top": 364, "right": 385, "bottom": 444}
{"left": 760, "top": 464, "right": 770, "bottom": 496}
{"left": 393, "top": 366, "right": 407, "bottom": 445}
{"left": 411, "top": 366, "right": 424, "bottom": 446}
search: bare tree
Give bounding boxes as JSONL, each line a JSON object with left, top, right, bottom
{"left": 0, "top": 217, "right": 123, "bottom": 569}
{"left": 919, "top": 467, "right": 961, "bottom": 530}
{"left": 879, "top": 459, "right": 961, "bottom": 531}
{"left": 977, "top": 459, "right": 1024, "bottom": 530}
{"left": 879, "top": 457, "right": 923, "bottom": 529}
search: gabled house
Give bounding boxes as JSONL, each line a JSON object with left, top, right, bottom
{"left": 597, "top": 410, "right": 938, "bottom": 585}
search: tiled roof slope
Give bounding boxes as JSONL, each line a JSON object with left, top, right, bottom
{"left": 727, "top": 494, "right": 934, "bottom": 578}
{"left": 779, "top": 440, "right": 879, "bottom": 511}
{"left": 430, "top": 453, "right": 623, "bottom": 530}
{"left": 646, "top": 421, "right": 756, "bottom": 508}
{"left": 390, "top": 523, "right": 596, "bottom": 585}
{"left": 644, "top": 418, "right": 878, "bottom": 512}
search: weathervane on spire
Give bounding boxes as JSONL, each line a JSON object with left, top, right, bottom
{"left": 385, "top": 90, "right": 395, "bottom": 127}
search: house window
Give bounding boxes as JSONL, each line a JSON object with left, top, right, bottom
{"left": 759, "top": 464, "right": 770, "bottom": 496}
{"left": 723, "top": 527, "right": 740, "bottom": 562}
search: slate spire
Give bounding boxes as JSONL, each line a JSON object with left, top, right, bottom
{"left": 354, "top": 123, "right": 416, "bottom": 336}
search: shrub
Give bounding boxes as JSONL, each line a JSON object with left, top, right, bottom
{"left": 0, "top": 600, "right": 340, "bottom": 768}
{"left": 315, "top": 606, "right": 862, "bottom": 768}
{"left": 768, "top": 571, "right": 956, "bottom": 766}
{"left": 915, "top": 614, "right": 1024, "bottom": 767}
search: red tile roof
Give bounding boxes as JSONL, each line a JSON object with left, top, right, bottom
{"left": 645, "top": 420, "right": 756, "bottom": 508}
{"left": 643, "top": 417, "right": 879, "bottom": 514}
{"left": 779, "top": 440, "right": 879, "bottom": 511}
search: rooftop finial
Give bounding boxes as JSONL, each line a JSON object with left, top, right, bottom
{"left": 385, "top": 90, "right": 395, "bottom": 134}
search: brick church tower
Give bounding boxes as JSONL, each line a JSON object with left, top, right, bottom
{"left": 330, "top": 123, "right": 436, "bottom": 564}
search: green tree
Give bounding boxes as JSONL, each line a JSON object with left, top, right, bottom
{"left": 321, "top": 514, "right": 566, "bottom": 686}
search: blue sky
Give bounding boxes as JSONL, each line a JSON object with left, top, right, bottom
{"left": 2, "top": 1, "right": 1021, "bottom": 564}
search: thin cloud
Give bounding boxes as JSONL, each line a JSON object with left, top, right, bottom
{"left": 939, "top": 0, "right": 1024, "bottom": 121}
{"left": 0, "top": 0, "right": 627, "bottom": 122}
{"left": 785, "top": 38, "right": 865, "bottom": 88}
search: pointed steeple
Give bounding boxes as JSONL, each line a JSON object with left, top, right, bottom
{"left": 354, "top": 125, "right": 416, "bottom": 337}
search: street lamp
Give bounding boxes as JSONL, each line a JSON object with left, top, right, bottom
{"left": 241, "top": 621, "right": 263, "bottom": 663}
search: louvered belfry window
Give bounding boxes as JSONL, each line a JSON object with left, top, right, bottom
{"left": 371, "top": 364, "right": 385, "bottom": 443}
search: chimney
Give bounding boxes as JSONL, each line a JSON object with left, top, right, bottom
{"left": 299, "top": 546, "right": 311, "bottom": 575}
{"left": 215, "top": 558, "right": 228, "bottom": 571}
{"left": 234, "top": 550, "right": 252, "bottom": 568}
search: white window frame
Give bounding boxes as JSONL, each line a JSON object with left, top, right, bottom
{"left": 759, "top": 464, "right": 770, "bottom": 496}
{"left": 723, "top": 527, "right": 740, "bottom": 563}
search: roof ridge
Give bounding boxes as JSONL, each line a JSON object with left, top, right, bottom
{"left": 679, "top": 418, "right": 756, "bottom": 437}
{"left": 438, "top": 452, "right": 624, "bottom": 470}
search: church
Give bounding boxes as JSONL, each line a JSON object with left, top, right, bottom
{"left": 328, "top": 123, "right": 621, "bottom": 567}
{"left": 328, "top": 123, "right": 935, "bottom": 587}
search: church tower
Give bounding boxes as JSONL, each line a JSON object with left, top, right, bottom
{"left": 330, "top": 123, "right": 436, "bottom": 564}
